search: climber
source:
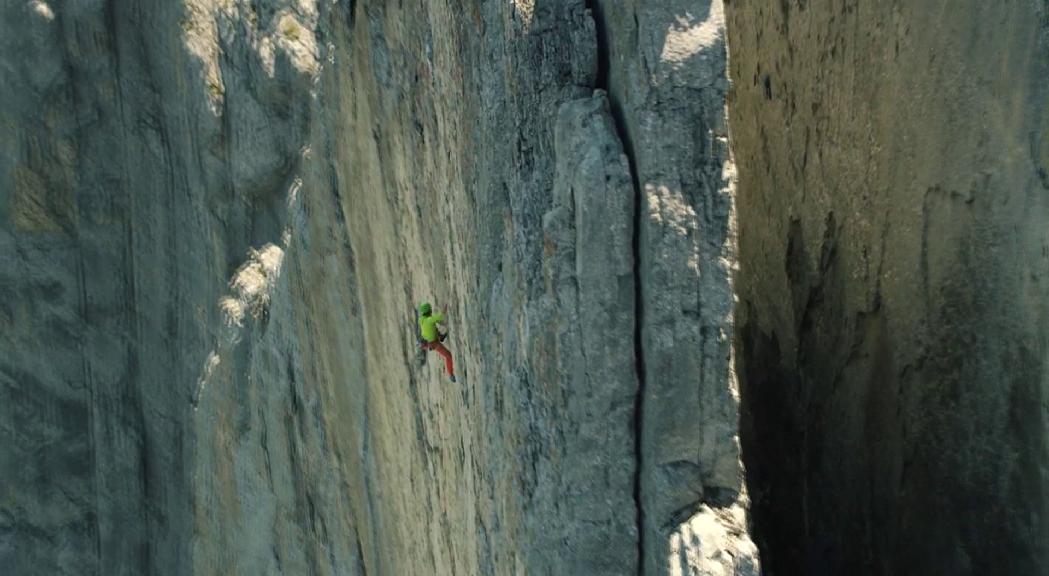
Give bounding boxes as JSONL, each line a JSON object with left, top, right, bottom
{"left": 417, "top": 302, "right": 456, "bottom": 382}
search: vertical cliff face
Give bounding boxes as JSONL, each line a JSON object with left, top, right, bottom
{"left": 1, "top": 1, "right": 754, "bottom": 575}
{"left": 322, "top": 3, "right": 643, "bottom": 572}
{"left": 727, "top": 1, "right": 1049, "bottom": 574}
{"left": 588, "top": 1, "right": 756, "bottom": 573}
{"left": 2, "top": 1, "right": 341, "bottom": 573}
{"left": 7, "top": 0, "right": 1047, "bottom": 574}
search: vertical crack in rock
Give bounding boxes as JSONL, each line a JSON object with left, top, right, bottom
{"left": 586, "top": 1, "right": 646, "bottom": 572}
{"left": 3, "top": 1, "right": 754, "bottom": 574}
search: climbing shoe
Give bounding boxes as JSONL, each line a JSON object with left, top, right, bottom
{"left": 450, "top": 374, "right": 457, "bottom": 383}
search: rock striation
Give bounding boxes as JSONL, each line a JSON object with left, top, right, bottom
{"left": 727, "top": 1, "right": 1049, "bottom": 574}
{"left": 588, "top": 1, "right": 757, "bottom": 573}
{"left": 1, "top": 1, "right": 754, "bottom": 575}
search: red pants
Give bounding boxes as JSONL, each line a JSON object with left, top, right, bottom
{"left": 424, "top": 340, "right": 455, "bottom": 376}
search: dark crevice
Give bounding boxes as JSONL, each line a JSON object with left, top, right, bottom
{"left": 664, "top": 502, "right": 705, "bottom": 531}
{"left": 660, "top": 486, "right": 740, "bottom": 531}
{"left": 586, "top": 1, "right": 646, "bottom": 573}
{"left": 587, "top": 0, "right": 609, "bottom": 90}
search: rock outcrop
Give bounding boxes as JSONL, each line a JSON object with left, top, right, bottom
{"left": 8, "top": 0, "right": 1047, "bottom": 574}
{"left": 589, "top": 1, "right": 756, "bottom": 573}
{"left": 2, "top": 1, "right": 754, "bottom": 575}
{"left": 727, "top": 1, "right": 1049, "bottom": 574}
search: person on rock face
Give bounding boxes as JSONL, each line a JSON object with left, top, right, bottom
{"left": 418, "top": 302, "right": 456, "bottom": 382}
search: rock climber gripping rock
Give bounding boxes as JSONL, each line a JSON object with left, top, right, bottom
{"left": 417, "top": 302, "right": 456, "bottom": 382}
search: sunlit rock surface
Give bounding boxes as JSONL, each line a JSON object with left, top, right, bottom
{"left": 1, "top": 1, "right": 753, "bottom": 575}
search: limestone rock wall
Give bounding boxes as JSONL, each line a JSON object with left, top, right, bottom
{"left": 1, "top": 1, "right": 754, "bottom": 575}
{"left": 589, "top": 1, "right": 757, "bottom": 573}
{"left": 1, "top": 1, "right": 347, "bottom": 574}
{"left": 726, "top": 1, "right": 1049, "bottom": 574}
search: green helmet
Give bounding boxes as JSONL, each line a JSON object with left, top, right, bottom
{"left": 418, "top": 302, "right": 432, "bottom": 316}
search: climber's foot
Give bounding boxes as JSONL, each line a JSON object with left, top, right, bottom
{"left": 450, "top": 374, "right": 457, "bottom": 383}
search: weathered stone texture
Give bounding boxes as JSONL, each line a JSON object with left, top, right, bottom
{"left": 590, "top": 1, "right": 758, "bottom": 573}
{"left": 1, "top": 1, "right": 754, "bottom": 575}
{"left": 727, "top": 1, "right": 1049, "bottom": 574}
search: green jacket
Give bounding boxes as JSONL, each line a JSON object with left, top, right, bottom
{"left": 419, "top": 312, "right": 444, "bottom": 343}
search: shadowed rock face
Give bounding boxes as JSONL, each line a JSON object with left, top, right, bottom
{"left": 727, "top": 1, "right": 1049, "bottom": 574}
{"left": 6, "top": 0, "right": 1047, "bottom": 574}
{"left": 1, "top": 1, "right": 754, "bottom": 575}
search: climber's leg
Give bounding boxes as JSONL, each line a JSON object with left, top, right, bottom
{"left": 424, "top": 341, "right": 455, "bottom": 378}
{"left": 432, "top": 342, "right": 455, "bottom": 377}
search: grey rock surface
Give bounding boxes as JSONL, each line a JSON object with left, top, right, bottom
{"left": 590, "top": 1, "right": 758, "bottom": 573}
{"left": 727, "top": 0, "right": 1049, "bottom": 574}
{"left": 1, "top": 1, "right": 754, "bottom": 575}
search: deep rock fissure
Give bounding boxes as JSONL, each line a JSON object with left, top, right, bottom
{"left": 585, "top": 2, "right": 646, "bottom": 573}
